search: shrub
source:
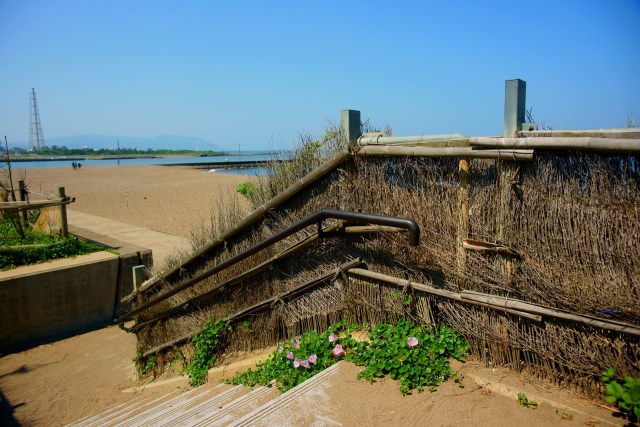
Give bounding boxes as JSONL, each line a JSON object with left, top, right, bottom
{"left": 602, "top": 368, "right": 640, "bottom": 421}
{"left": 183, "top": 319, "right": 231, "bottom": 387}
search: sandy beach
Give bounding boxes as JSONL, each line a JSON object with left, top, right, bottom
{"left": 1, "top": 164, "right": 256, "bottom": 425}
{"left": 12, "top": 164, "right": 252, "bottom": 238}
{"left": 0, "top": 164, "right": 619, "bottom": 426}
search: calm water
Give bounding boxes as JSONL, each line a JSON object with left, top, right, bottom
{"left": 213, "top": 166, "right": 268, "bottom": 177}
{"left": 8, "top": 152, "right": 277, "bottom": 175}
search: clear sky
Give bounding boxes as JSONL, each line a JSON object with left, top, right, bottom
{"left": 1, "top": 0, "right": 639, "bottom": 150}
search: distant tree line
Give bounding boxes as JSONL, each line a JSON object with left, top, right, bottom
{"left": 26, "top": 146, "right": 227, "bottom": 156}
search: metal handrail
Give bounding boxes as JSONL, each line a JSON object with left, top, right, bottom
{"left": 119, "top": 209, "right": 419, "bottom": 322}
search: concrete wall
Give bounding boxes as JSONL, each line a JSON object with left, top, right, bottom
{"left": 0, "top": 250, "right": 149, "bottom": 352}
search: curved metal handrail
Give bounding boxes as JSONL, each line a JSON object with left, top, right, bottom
{"left": 119, "top": 209, "right": 419, "bottom": 322}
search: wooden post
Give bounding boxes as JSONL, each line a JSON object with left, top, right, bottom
{"left": 18, "top": 180, "right": 28, "bottom": 223}
{"left": 341, "top": 109, "right": 361, "bottom": 146}
{"left": 497, "top": 80, "right": 525, "bottom": 285}
{"left": 58, "top": 187, "right": 69, "bottom": 237}
{"left": 457, "top": 159, "right": 470, "bottom": 276}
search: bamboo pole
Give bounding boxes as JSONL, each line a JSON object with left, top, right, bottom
{"left": 456, "top": 159, "right": 470, "bottom": 275}
{"left": 128, "top": 225, "right": 407, "bottom": 331}
{"left": 350, "top": 268, "right": 640, "bottom": 336}
{"left": 134, "top": 150, "right": 352, "bottom": 296}
{"left": 517, "top": 128, "right": 640, "bottom": 139}
{"left": 0, "top": 198, "right": 71, "bottom": 212}
{"left": 128, "top": 221, "right": 349, "bottom": 329}
{"left": 347, "top": 268, "right": 541, "bottom": 322}
{"left": 224, "top": 258, "right": 364, "bottom": 322}
{"left": 120, "top": 210, "right": 417, "bottom": 321}
{"left": 358, "top": 145, "right": 534, "bottom": 160}
{"left": 141, "top": 259, "right": 363, "bottom": 357}
{"left": 357, "top": 133, "right": 469, "bottom": 147}
{"left": 459, "top": 291, "right": 640, "bottom": 336}
{"left": 469, "top": 137, "right": 640, "bottom": 153}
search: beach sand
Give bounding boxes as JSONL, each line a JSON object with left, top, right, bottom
{"left": 0, "top": 164, "right": 255, "bottom": 425}
{"left": 0, "top": 165, "right": 616, "bottom": 426}
{"left": 13, "top": 164, "right": 253, "bottom": 238}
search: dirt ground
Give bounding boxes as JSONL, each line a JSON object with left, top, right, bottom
{"left": 0, "top": 326, "right": 624, "bottom": 426}
{"left": 0, "top": 164, "right": 627, "bottom": 426}
{"left": 11, "top": 164, "right": 252, "bottom": 238}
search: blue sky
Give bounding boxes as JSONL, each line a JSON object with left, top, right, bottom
{"left": 1, "top": 0, "right": 639, "bottom": 151}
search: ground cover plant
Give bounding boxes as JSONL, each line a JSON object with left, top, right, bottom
{"left": 602, "top": 368, "right": 640, "bottom": 422}
{"left": 227, "top": 319, "right": 469, "bottom": 394}
{"left": 0, "top": 217, "right": 104, "bottom": 270}
{"left": 183, "top": 319, "right": 231, "bottom": 387}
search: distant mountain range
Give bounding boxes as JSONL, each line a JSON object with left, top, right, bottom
{"left": 10, "top": 134, "right": 227, "bottom": 152}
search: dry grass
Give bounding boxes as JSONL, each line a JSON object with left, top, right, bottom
{"left": 132, "top": 142, "right": 640, "bottom": 396}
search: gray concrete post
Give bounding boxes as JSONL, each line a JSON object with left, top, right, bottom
{"left": 504, "top": 79, "right": 526, "bottom": 137}
{"left": 341, "top": 109, "right": 361, "bottom": 145}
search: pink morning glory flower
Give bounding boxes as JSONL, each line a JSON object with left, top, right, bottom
{"left": 332, "top": 344, "right": 344, "bottom": 357}
{"left": 286, "top": 352, "right": 294, "bottom": 360}
{"left": 407, "top": 337, "right": 418, "bottom": 347}
{"left": 278, "top": 345, "right": 284, "bottom": 353}
{"left": 308, "top": 354, "right": 317, "bottom": 365}
{"left": 300, "top": 360, "right": 310, "bottom": 369}
{"left": 328, "top": 333, "right": 337, "bottom": 343}
{"left": 293, "top": 359, "right": 300, "bottom": 368}
{"left": 293, "top": 337, "right": 301, "bottom": 349}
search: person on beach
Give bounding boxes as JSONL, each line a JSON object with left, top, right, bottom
{"left": 72, "top": 162, "right": 77, "bottom": 170}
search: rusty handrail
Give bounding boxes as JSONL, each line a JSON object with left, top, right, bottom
{"left": 119, "top": 209, "right": 419, "bottom": 322}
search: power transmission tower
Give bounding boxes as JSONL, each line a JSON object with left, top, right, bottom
{"left": 29, "top": 88, "right": 46, "bottom": 151}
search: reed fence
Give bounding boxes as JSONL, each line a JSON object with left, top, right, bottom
{"left": 123, "top": 79, "right": 639, "bottom": 395}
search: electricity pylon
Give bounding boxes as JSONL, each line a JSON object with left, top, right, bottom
{"left": 29, "top": 88, "right": 46, "bottom": 151}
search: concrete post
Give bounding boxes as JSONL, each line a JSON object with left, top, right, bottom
{"left": 58, "top": 187, "right": 68, "bottom": 237}
{"left": 504, "top": 79, "right": 526, "bottom": 137}
{"left": 497, "top": 79, "right": 526, "bottom": 288}
{"left": 341, "top": 109, "right": 361, "bottom": 145}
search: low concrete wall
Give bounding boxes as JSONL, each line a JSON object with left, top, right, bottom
{"left": 0, "top": 250, "right": 149, "bottom": 352}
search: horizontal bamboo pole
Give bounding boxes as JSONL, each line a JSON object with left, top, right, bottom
{"left": 224, "top": 258, "right": 364, "bottom": 323}
{"left": 141, "top": 259, "right": 363, "bottom": 358}
{"left": 129, "top": 224, "right": 406, "bottom": 332}
{"left": 349, "top": 269, "right": 640, "bottom": 336}
{"left": 129, "top": 221, "right": 348, "bottom": 331}
{"left": 0, "top": 198, "right": 74, "bottom": 212}
{"left": 120, "top": 210, "right": 417, "bottom": 321}
{"left": 347, "top": 268, "right": 541, "bottom": 322}
{"left": 469, "top": 137, "right": 640, "bottom": 153}
{"left": 142, "top": 332, "right": 193, "bottom": 358}
{"left": 518, "top": 128, "right": 640, "bottom": 139}
{"left": 357, "top": 133, "right": 469, "bottom": 147}
{"left": 358, "top": 145, "right": 534, "bottom": 160}
{"left": 459, "top": 291, "right": 640, "bottom": 336}
{"left": 463, "top": 239, "right": 520, "bottom": 257}
{"left": 127, "top": 150, "right": 352, "bottom": 300}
